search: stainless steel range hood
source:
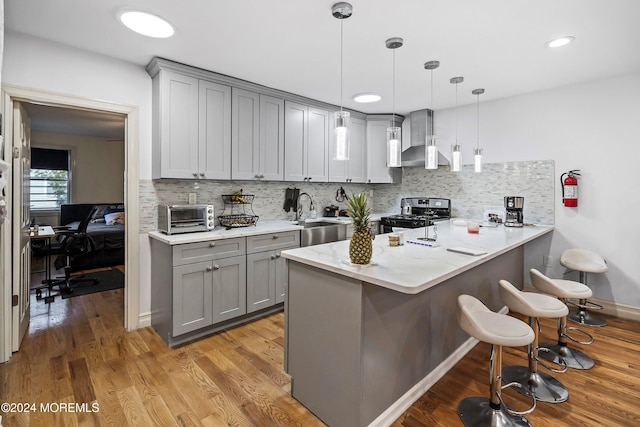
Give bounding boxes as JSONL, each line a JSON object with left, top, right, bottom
{"left": 401, "top": 108, "right": 450, "bottom": 167}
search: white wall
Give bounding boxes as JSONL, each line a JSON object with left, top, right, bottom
{"left": 31, "top": 130, "right": 125, "bottom": 204}
{"left": 2, "top": 31, "right": 153, "bottom": 317}
{"left": 433, "top": 72, "right": 640, "bottom": 307}
{"left": 3, "top": 31, "right": 639, "bottom": 321}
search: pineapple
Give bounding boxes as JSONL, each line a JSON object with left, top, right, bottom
{"left": 347, "top": 193, "right": 373, "bottom": 264}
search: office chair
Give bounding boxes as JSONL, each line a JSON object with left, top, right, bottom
{"left": 35, "top": 206, "right": 100, "bottom": 302}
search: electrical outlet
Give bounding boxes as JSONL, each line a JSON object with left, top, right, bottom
{"left": 543, "top": 255, "right": 553, "bottom": 267}
{"left": 188, "top": 193, "right": 197, "bottom": 204}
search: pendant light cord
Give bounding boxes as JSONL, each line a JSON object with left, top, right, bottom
{"left": 340, "top": 18, "right": 344, "bottom": 113}
{"left": 455, "top": 82, "right": 458, "bottom": 144}
{"left": 392, "top": 48, "right": 396, "bottom": 127}
{"left": 476, "top": 93, "right": 480, "bottom": 149}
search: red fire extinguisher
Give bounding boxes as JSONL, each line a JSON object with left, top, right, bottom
{"left": 561, "top": 170, "right": 580, "bottom": 207}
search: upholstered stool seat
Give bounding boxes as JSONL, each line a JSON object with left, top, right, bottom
{"left": 457, "top": 294, "right": 536, "bottom": 427}
{"left": 560, "top": 248, "right": 608, "bottom": 326}
{"left": 499, "top": 280, "right": 570, "bottom": 403}
{"left": 530, "top": 269, "right": 595, "bottom": 370}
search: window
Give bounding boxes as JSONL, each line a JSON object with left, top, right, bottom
{"left": 30, "top": 147, "right": 70, "bottom": 210}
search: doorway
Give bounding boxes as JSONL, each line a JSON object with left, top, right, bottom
{"left": 1, "top": 85, "right": 140, "bottom": 363}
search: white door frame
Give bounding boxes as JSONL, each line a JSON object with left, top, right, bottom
{"left": 0, "top": 84, "right": 140, "bottom": 363}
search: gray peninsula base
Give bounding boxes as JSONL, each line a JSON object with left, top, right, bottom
{"left": 285, "top": 246, "right": 523, "bottom": 427}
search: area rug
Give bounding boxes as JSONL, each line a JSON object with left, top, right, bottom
{"left": 61, "top": 269, "right": 124, "bottom": 299}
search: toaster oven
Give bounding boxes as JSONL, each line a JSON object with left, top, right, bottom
{"left": 158, "top": 204, "right": 215, "bottom": 234}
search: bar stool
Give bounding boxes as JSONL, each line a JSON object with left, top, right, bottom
{"left": 498, "top": 280, "right": 569, "bottom": 403}
{"left": 560, "top": 248, "right": 608, "bottom": 327}
{"left": 457, "top": 294, "right": 536, "bottom": 427}
{"left": 530, "top": 269, "right": 595, "bottom": 370}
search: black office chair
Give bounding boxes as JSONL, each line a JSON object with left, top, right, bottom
{"left": 35, "top": 207, "right": 100, "bottom": 301}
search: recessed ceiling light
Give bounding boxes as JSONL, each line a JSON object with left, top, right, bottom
{"left": 119, "top": 10, "right": 175, "bottom": 38}
{"left": 546, "top": 36, "right": 575, "bottom": 48}
{"left": 353, "top": 93, "right": 382, "bottom": 103}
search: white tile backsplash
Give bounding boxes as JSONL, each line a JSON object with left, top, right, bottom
{"left": 371, "top": 160, "right": 554, "bottom": 224}
{"left": 139, "top": 160, "right": 554, "bottom": 233}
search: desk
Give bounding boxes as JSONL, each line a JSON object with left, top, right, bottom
{"left": 30, "top": 226, "right": 56, "bottom": 302}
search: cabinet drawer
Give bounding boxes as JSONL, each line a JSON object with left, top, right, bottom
{"left": 173, "top": 237, "right": 246, "bottom": 265}
{"left": 246, "top": 231, "right": 300, "bottom": 254}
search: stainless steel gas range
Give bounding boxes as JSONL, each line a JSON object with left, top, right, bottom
{"left": 380, "top": 197, "right": 451, "bottom": 233}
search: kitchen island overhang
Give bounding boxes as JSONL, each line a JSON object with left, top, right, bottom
{"left": 281, "top": 221, "right": 553, "bottom": 427}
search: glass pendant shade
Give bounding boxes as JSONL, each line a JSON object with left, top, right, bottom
{"left": 474, "top": 147, "right": 483, "bottom": 173}
{"left": 425, "top": 137, "right": 438, "bottom": 169}
{"left": 472, "top": 88, "right": 485, "bottom": 173}
{"left": 386, "top": 127, "right": 402, "bottom": 167}
{"left": 334, "top": 111, "right": 350, "bottom": 160}
{"left": 424, "top": 60, "right": 440, "bottom": 170}
{"left": 451, "top": 144, "right": 462, "bottom": 172}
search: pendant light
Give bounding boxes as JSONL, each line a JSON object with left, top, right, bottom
{"left": 386, "top": 37, "right": 403, "bottom": 168}
{"left": 450, "top": 76, "right": 464, "bottom": 172}
{"left": 332, "top": 2, "right": 353, "bottom": 161}
{"left": 424, "top": 60, "right": 440, "bottom": 170}
{"left": 472, "top": 88, "right": 485, "bottom": 173}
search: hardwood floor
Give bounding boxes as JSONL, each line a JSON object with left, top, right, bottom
{"left": 2, "top": 276, "right": 639, "bottom": 426}
{"left": 392, "top": 313, "right": 640, "bottom": 427}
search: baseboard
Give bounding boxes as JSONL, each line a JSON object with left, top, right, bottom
{"left": 368, "top": 336, "right": 479, "bottom": 427}
{"left": 523, "top": 285, "right": 640, "bottom": 322}
{"left": 138, "top": 311, "right": 152, "bottom": 328}
{"left": 368, "top": 305, "right": 509, "bottom": 427}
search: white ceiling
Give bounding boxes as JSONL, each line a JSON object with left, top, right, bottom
{"left": 6, "top": 0, "right": 640, "bottom": 118}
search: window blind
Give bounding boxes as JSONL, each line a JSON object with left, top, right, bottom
{"left": 31, "top": 147, "right": 69, "bottom": 171}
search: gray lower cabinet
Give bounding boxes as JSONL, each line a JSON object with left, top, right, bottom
{"left": 151, "top": 232, "right": 298, "bottom": 347}
{"left": 246, "top": 231, "right": 300, "bottom": 313}
{"left": 172, "top": 255, "right": 246, "bottom": 335}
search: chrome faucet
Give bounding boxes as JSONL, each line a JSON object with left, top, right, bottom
{"left": 296, "top": 192, "right": 315, "bottom": 221}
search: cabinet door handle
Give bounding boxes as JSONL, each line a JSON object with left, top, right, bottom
{"left": 275, "top": 252, "right": 281, "bottom": 258}
{"left": 272, "top": 234, "right": 278, "bottom": 239}
{"left": 200, "top": 173, "right": 205, "bottom": 177}
{"left": 213, "top": 265, "right": 220, "bottom": 270}
{"left": 193, "top": 173, "right": 198, "bottom": 177}
{"left": 260, "top": 174, "right": 265, "bottom": 178}
{"left": 307, "top": 177, "right": 312, "bottom": 181}
{"left": 206, "top": 266, "right": 213, "bottom": 271}
{"left": 209, "top": 242, "right": 216, "bottom": 247}
{"left": 254, "top": 174, "right": 260, "bottom": 178}
{"left": 270, "top": 254, "right": 276, "bottom": 260}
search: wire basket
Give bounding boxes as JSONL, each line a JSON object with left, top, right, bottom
{"left": 221, "top": 194, "right": 255, "bottom": 204}
{"left": 218, "top": 214, "right": 259, "bottom": 229}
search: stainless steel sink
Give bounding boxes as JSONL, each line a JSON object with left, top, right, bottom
{"left": 297, "top": 220, "right": 348, "bottom": 247}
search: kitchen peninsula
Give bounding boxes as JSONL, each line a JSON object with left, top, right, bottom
{"left": 282, "top": 221, "right": 553, "bottom": 427}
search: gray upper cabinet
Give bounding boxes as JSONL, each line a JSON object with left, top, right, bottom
{"left": 284, "top": 101, "right": 330, "bottom": 182}
{"left": 231, "top": 89, "right": 285, "bottom": 180}
{"left": 200, "top": 80, "right": 232, "bottom": 179}
{"left": 155, "top": 70, "right": 199, "bottom": 179}
{"left": 259, "top": 95, "right": 285, "bottom": 180}
{"left": 329, "top": 116, "right": 366, "bottom": 183}
{"left": 231, "top": 88, "right": 260, "bottom": 180}
{"left": 366, "top": 117, "right": 402, "bottom": 184}
{"left": 152, "top": 69, "right": 231, "bottom": 179}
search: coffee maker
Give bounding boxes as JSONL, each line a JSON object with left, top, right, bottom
{"left": 504, "top": 196, "right": 524, "bottom": 227}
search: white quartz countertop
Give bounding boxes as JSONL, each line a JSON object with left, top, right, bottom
{"left": 148, "top": 220, "right": 304, "bottom": 245}
{"left": 147, "top": 213, "right": 392, "bottom": 245}
{"left": 281, "top": 220, "right": 553, "bottom": 294}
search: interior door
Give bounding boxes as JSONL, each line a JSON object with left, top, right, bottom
{"left": 12, "top": 103, "right": 31, "bottom": 352}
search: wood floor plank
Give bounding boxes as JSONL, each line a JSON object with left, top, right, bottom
{"left": 3, "top": 270, "right": 639, "bottom": 426}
